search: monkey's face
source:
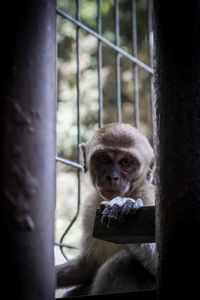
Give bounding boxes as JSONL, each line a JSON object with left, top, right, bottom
{"left": 90, "top": 149, "right": 140, "bottom": 201}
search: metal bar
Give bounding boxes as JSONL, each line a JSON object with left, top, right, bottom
{"left": 97, "top": 0, "right": 104, "bottom": 128}
{"left": 147, "top": 0, "right": 155, "bottom": 145}
{"left": 54, "top": 242, "right": 78, "bottom": 250}
{"left": 0, "top": 1, "right": 56, "bottom": 299}
{"left": 75, "top": 0, "right": 82, "bottom": 259}
{"left": 56, "top": 156, "right": 83, "bottom": 170}
{"left": 93, "top": 206, "right": 155, "bottom": 243}
{"left": 154, "top": 0, "right": 200, "bottom": 299}
{"left": 57, "top": 8, "right": 153, "bottom": 74}
{"left": 59, "top": 0, "right": 81, "bottom": 260}
{"left": 56, "top": 290, "right": 156, "bottom": 300}
{"left": 76, "top": 0, "right": 81, "bottom": 148}
{"left": 115, "top": 0, "right": 122, "bottom": 122}
{"left": 147, "top": 0, "right": 154, "bottom": 70}
{"left": 131, "top": 0, "right": 139, "bottom": 128}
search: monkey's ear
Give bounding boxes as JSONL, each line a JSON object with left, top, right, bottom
{"left": 146, "top": 157, "right": 155, "bottom": 184}
{"left": 79, "top": 143, "right": 88, "bottom": 173}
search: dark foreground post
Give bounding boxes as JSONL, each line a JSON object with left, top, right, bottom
{"left": 154, "top": 1, "right": 200, "bottom": 299}
{"left": 0, "top": 1, "right": 56, "bottom": 299}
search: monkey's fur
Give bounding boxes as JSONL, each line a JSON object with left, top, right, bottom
{"left": 56, "top": 123, "right": 157, "bottom": 296}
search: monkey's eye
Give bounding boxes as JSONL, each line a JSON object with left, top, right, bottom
{"left": 98, "top": 155, "right": 111, "bottom": 165}
{"left": 119, "top": 158, "right": 134, "bottom": 168}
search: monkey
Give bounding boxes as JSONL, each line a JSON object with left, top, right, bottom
{"left": 56, "top": 122, "right": 157, "bottom": 296}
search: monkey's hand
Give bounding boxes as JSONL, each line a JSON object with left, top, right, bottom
{"left": 100, "top": 197, "right": 143, "bottom": 227}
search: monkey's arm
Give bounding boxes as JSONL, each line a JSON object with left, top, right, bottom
{"left": 56, "top": 255, "right": 98, "bottom": 288}
{"left": 99, "top": 196, "right": 157, "bottom": 276}
{"left": 130, "top": 243, "right": 157, "bottom": 277}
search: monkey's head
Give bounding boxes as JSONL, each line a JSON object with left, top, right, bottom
{"left": 80, "top": 123, "right": 154, "bottom": 201}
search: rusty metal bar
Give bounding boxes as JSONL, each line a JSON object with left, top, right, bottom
{"left": 0, "top": 1, "right": 56, "bottom": 299}
{"left": 154, "top": 0, "right": 200, "bottom": 299}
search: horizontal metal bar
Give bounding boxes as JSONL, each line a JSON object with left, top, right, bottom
{"left": 54, "top": 242, "right": 78, "bottom": 250}
{"left": 93, "top": 206, "right": 155, "bottom": 244}
{"left": 56, "top": 290, "right": 156, "bottom": 300}
{"left": 56, "top": 156, "right": 83, "bottom": 170}
{"left": 56, "top": 8, "right": 153, "bottom": 74}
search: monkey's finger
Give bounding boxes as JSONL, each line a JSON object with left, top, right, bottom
{"left": 100, "top": 203, "right": 112, "bottom": 223}
{"left": 135, "top": 198, "right": 143, "bottom": 208}
{"left": 100, "top": 201, "right": 109, "bottom": 209}
{"left": 108, "top": 206, "right": 121, "bottom": 220}
{"left": 101, "top": 214, "right": 116, "bottom": 226}
{"left": 101, "top": 204, "right": 120, "bottom": 226}
{"left": 104, "top": 204, "right": 121, "bottom": 219}
{"left": 101, "top": 205, "right": 112, "bottom": 215}
{"left": 102, "top": 215, "right": 118, "bottom": 228}
{"left": 118, "top": 198, "right": 143, "bottom": 221}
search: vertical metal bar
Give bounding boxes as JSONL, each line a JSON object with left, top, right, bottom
{"left": 97, "top": 0, "right": 104, "bottom": 128}
{"left": 131, "top": 0, "right": 139, "bottom": 128}
{"left": 154, "top": 0, "right": 200, "bottom": 299}
{"left": 115, "top": 0, "right": 122, "bottom": 122}
{"left": 147, "top": 0, "right": 154, "bottom": 75}
{"left": 75, "top": 0, "right": 81, "bottom": 241}
{"left": 0, "top": 1, "right": 56, "bottom": 299}
{"left": 147, "top": 0, "right": 155, "bottom": 145}
{"left": 59, "top": 0, "right": 81, "bottom": 260}
{"left": 76, "top": 0, "right": 81, "bottom": 148}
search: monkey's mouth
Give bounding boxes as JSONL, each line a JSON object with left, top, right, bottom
{"left": 98, "top": 189, "right": 124, "bottom": 201}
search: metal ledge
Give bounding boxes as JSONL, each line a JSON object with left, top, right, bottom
{"left": 93, "top": 206, "right": 155, "bottom": 244}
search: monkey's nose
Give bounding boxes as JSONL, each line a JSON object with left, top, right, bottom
{"left": 106, "top": 176, "right": 119, "bottom": 183}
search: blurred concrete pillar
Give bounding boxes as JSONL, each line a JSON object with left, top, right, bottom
{"left": 154, "top": 0, "right": 200, "bottom": 299}
{"left": 0, "top": 1, "right": 56, "bottom": 299}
